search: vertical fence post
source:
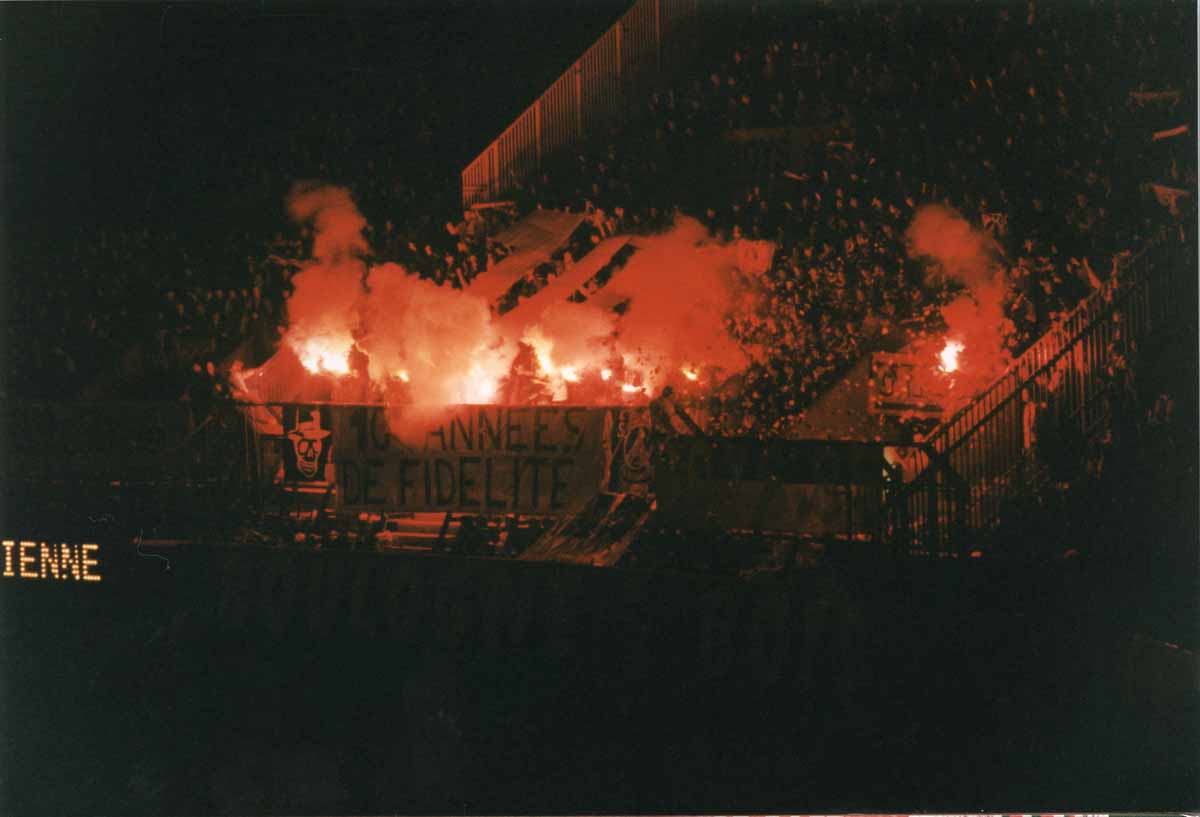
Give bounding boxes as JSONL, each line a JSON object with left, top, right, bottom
{"left": 489, "top": 144, "right": 499, "bottom": 202}
{"left": 243, "top": 412, "right": 252, "bottom": 484}
{"left": 460, "top": 0, "right": 705, "bottom": 206}
{"left": 845, "top": 483, "right": 854, "bottom": 545}
{"left": 953, "top": 479, "right": 969, "bottom": 559}
{"left": 926, "top": 476, "right": 938, "bottom": 554}
{"left": 615, "top": 20, "right": 625, "bottom": 125}
{"left": 615, "top": 20, "right": 623, "bottom": 85}
{"left": 535, "top": 99, "right": 543, "bottom": 169}
{"left": 655, "top": 0, "right": 662, "bottom": 73}
{"left": 574, "top": 62, "right": 583, "bottom": 140}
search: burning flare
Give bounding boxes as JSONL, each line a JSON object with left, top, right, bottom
{"left": 296, "top": 334, "right": 354, "bottom": 376}
{"left": 252, "top": 187, "right": 772, "bottom": 413}
{"left": 459, "top": 363, "right": 499, "bottom": 404}
{"left": 939, "top": 339, "right": 964, "bottom": 373}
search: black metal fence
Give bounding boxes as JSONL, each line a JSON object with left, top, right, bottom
{"left": 0, "top": 400, "right": 252, "bottom": 537}
{"left": 887, "top": 234, "right": 1197, "bottom": 556}
{"left": 461, "top": 0, "right": 702, "bottom": 207}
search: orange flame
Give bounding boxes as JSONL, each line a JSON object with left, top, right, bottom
{"left": 295, "top": 334, "right": 353, "bottom": 376}
{"left": 520, "top": 327, "right": 663, "bottom": 401}
{"left": 939, "top": 339, "right": 964, "bottom": 373}
{"left": 459, "top": 362, "right": 498, "bottom": 404}
{"left": 283, "top": 326, "right": 701, "bottom": 406}
{"left": 266, "top": 190, "right": 762, "bottom": 410}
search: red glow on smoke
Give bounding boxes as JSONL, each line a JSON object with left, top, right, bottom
{"left": 903, "top": 204, "right": 1014, "bottom": 412}
{"left": 251, "top": 188, "right": 770, "bottom": 411}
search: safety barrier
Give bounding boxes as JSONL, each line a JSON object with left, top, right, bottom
{"left": 461, "top": 0, "right": 701, "bottom": 207}
{"left": 0, "top": 400, "right": 253, "bottom": 536}
{"left": 888, "top": 234, "right": 1196, "bottom": 555}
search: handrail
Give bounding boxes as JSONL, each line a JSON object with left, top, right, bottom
{"left": 929, "top": 237, "right": 1163, "bottom": 458}
{"left": 888, "top": 232, "right": 1195, "bottom": 556}
{"left": 460, "top": 0, "right": 701, "bottom": 209}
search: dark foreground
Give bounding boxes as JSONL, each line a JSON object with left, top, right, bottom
{"left": 3, "top": 539, "right": 1197, "bottom": 815}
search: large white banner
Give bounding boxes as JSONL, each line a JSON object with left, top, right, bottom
{"left": 330, "top": 405, "right": 652, "bottom": 515}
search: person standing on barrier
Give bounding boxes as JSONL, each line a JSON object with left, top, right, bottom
{"left": 649, "top": 385, "right": 705, "bottom": 494}
{"left": 649, "top": 386, "right": 704, "bottom": 442}
{"left": 1021, "top": 386, "right": 1046, "bottom": 484}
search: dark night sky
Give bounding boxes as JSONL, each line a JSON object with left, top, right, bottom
{"left": 2, "top": 1, "right": 630, "bottom": 234}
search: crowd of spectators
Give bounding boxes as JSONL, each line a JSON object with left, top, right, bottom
{"left": 5, "top": 227, "right": 295, "bottom": 401}
{"left": 494, "top": 0, "right": 1195, "bottom": 433}
{"left": 6, "top": 0, "right": 1194, "bottom": 439}
{"left": 4, "top": 83, "right": 479, "bottom": 402}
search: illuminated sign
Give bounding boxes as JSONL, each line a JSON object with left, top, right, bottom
{"left": 2, "top": 540, "right": 102, "bottom": 583}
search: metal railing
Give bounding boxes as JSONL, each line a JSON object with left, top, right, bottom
{"left": 0, "top": 400, "right": 253, "bottom": 536}
{"left": 888, "top": 234, "right": 1197, "bottom": 556}
{"left": 461, "top": 0, "right": 701, "bottom": 208}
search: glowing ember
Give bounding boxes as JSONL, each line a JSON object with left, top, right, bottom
{"left": 395, "top": 370, "right": 410, "bottom": 383}
{"left": 939, "top": 339, "right": 964, "bottom": 373}
{"left": 296, "top": 335, "right": 353, "bottom": 376}
{"left": 622, "top": 383, "right": 641, "bottom": 394}
{"left": 681, "top": 366, "right": 699, "bottom": 381}
{"left": 600, "top": 368, "right": 613, "bottom": 381}
{"left": 559, "top": 366, "right": 581, "bottom": 383}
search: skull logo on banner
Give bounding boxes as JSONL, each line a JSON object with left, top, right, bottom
{"left": 283, "top": 407, "right": 332, "bottom": 481}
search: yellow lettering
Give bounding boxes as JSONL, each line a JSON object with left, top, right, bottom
{"left": 0, "top": 539, "right": 103, "bottom": 583}
{"left": 59, "top": 543, "right": 81, "bottom": 579}
{"left": 18, "top": 541, "right": 38, "bottom": 579}
{"left": 39, "top": 543, "right": 59, "bottom": 579}
{"left": 81, "top": 544, "right": 101, "bottom": 583}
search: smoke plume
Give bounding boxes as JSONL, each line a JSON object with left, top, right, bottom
{"left": 288, "top": 185, "right": 369, "bottom": 262}
{"left": 516, "top": 215, "right": 763, "bottom": 396}
{"left": 593, "top": 215, "right": 759, "bottom": 378}
{"left": 265, "top": 186, "right": 768, "bottom": 415}
{"left": 905, "top": 203, "right": 1012, "bottom": 396}
{"left": 904, "top": 203, "right": 1004, "bottom": 290}
{"left": 359, "top": 263, "right": 509, "bottom": 405}
{"left": 282, "top": 184, "right": 367, "bottom": 374}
